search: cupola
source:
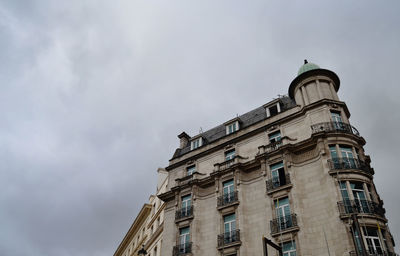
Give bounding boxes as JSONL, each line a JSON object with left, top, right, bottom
{"left": 288, "top": 60, "right": 340, "bottom": 107}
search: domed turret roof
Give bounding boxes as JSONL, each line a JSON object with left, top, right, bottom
{"left": 297, "top": 60, "right": 320, "bottom": 76}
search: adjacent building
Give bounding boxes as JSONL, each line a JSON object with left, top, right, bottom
{"left": 114, "top": 168, "right": 168, "bottom": 256}
{"left": 158, "top": 61, "right": 397, "bottom": 256}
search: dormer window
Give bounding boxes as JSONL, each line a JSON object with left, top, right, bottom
{"left": 265, "top": 101, "right": 282, "bottom": 118}
{"left": 190, "top": 137, "right": 203, "bottom": 150}
{"left": 226, "top": 120, "right": 239, "bottom": 135}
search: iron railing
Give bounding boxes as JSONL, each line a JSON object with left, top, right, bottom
{"left": 337, "top": 200, "right": 385, "bottom": 217}
{"left": 328, "top": 157, "right": 373, "bottom": 175}
{"left": 270, "top": 213, "right": 298, "bottom": 234}
{"left": 311, "top": 122, "right": 360, "bottom": 136}
{"left": 172, "top": 242, "right": 192, "bottom": 255}
{"left": 217, "top": 191, "right": 238, "bottom": 207}
{"left": 175, "top": 206, "right": 193, "bottom": 220}
{"left": 266, "top": 173, "right": 291, "bottom": 191}
{"left": 350, "top": 250, "right": 397, "bottom": 255}
{"left": 217, "top": 229, "right": 241, "bottom": 247}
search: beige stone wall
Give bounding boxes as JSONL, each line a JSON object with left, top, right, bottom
{"left": 159, "top": 73, "right": 394, "bottom": 255}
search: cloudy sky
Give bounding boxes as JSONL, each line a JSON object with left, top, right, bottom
{"left": 1, "top": 1, "right": 399, "bottom": 255}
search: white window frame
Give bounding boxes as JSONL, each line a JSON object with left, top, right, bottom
{"left": 190, "top": 137, "right": 203, "bottom": 150}
{"left": 266, "top": 103, "right": 281, "bottom": 117}
{"left": 282, "top": 240, "right": 296, "bottom": 256}
{"left": 226, "top": 121, "right": 239, "bottom": 135}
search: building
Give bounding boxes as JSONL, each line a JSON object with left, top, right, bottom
{"left": 158, "top": 61, "right": 397, "bottom": 256}
{"left": 114, "top": 168, "right": 168, "bottom": 256}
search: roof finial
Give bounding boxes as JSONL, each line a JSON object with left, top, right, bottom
{"left": 304, "top": 59, "right": 308, "bottom": 64}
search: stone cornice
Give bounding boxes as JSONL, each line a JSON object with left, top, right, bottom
{"left": 166, "top": 99, "right": 349, "bottom": 171}
{"left": 147, "top": 203, "right": 165, "bottom": 228}
{"left": 144, "top": 223, "right": 164, "bottom": 250}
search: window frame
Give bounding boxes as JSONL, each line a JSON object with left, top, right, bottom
{"left": 226, "top": 121, "right": 239, "bottom": 135}
{"left": 190, "top": 137, "right": 203, "bottom": 150}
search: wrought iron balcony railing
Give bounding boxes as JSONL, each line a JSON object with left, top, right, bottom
{"left": 175, "top": 206, "right": 193, "bottom": 220}
{"left": 173, "top": 242, "right": 192, "bottom": 255}
{"left": 328, "top": 157, "right": 373, "bottom": 175}
{"left": 350, "top": 250, "right": 398, "bottom": 256}
{"left": 266, "top": 173, "right": 291, "bottom": 191}
{"left": 311, "top": 122, "right": 360, "bottom": 136}
{"left": 217, "top": 229, "right": 241, "bottom": 247}
{"left": 270, "top": 213, "right": 298, "bottom": 234}
{"left": 217, "top": 191, "right": 238, "bottom": 207}
{"left": 337, "top": 200, "right": 385, "bottom": 217}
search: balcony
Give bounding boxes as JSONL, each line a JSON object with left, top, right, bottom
{"left": 173, "top": 242, "right": 192, "bottom": 255}
{"left": 217, "top": 191, "right": 239, "bottom": 208}
{"left": 217, "top": 230, "right": 241, "bottom": 247}
{"left": 328, "top": 157, "right": 374, "bottom": 175}
{"left": 258, "top": 140, "right": 283, "bottom": 156}
{"left": 270, "top": 213, "right": 298, "bottom": 235}
{"left": 266, "top": 173, "right": 291, "bottom": 192}
{"left": 311, "top": 121, "right": 360, "bottom": 136}
{"left": 175, "top": 206, "right": 193, "bottom": 221}
{"left": 337, "top": 200, "right": 385, "bottom": 217}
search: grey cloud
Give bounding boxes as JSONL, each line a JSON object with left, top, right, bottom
{"left": 0, "top": 0, "right": 399, "bottom": 255}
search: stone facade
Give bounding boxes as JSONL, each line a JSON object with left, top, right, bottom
{"left": 158, "top": 61, "right": 396, "bottom": 256}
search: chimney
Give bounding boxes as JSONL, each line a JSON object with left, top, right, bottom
{"left": 177, "top": 132, "right": 190, "bottom": 149}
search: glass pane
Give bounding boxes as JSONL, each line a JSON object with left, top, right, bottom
{"left": 270, "top": 162, "right": 284, "bottom": 170}
{"left": 224, "top": 213, "right": 235, "bottom": 223}
{"left": 269, "top": 131, "right": 281, "bottom": 142}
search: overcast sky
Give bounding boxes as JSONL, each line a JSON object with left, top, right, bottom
{"left": 1, "top": 1, "right": 399, "bottom": 255}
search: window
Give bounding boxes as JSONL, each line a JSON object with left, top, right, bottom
{"left": 275, "top": 197, "right": 293, "bottom": 230}
{"left": 226, "top": 121, "right": 239, "bottom": 135}
{"left": 340, "top": 146, "right": 356, "bottom": 168}
{"left": 270, "top": 162, "right": 286, "bottom": 188}
{"left": 365, "top": 227, "right": 383, "bottom": 255}
{"left": 222, "top": 179, "right": 235, "bottom": 204}
{"left": 269, "top": 131, "right": 282, "bottom": 143}
{"left": 266, "top": 103, "right": 281, "bottom": 117}
{"left": 179, "top": 227, "right": 190, "bottom": 253}
{"left": 187, "top": 165, "right": 195, "bottom": 176}
{"left": 223, "top": 213, "right": 237, "bottom": 243}
{"left": 225, "top": 149, "right": 236, "bottom": 161}
{"left": 282, "top": 241, "right": 297, "bottom": 256}
{"left": 340, "top": 181, "right": 370, "bottom": 213}
{"left": 331, "top": 111, "right": 343, "bottom": 123}
{"left": 181, "top": 194, "right": 192, "bottom": 217}
{"left": 330, "top": 145, "right": 356, "bottom": 169}
{"left": 190, "top": 137, "right": 203, "bottom": 150}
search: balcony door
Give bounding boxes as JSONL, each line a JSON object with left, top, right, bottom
{"left": 270, "top": 162, "right": 285, "bottom": 188}
{"left": 331, "top": 111, "right": 343, "bottom": 123}
{"left": 350, "top": 182, "right": 368, "bottom": 213}
{"left": 340, "top": 146, "right": 356, "bottom": 168}
{"left": 224, "top": 213, "right": 236, "bottom": 243}
{"left": 223, "top": 180, "right": 234, "bottom": 204}
{"left": 275, "top": 197, "right": 292, "bottom": 230}
{"left": 365, "top": 227, "right": 384, "bottom": 255}
{"left": 181, "top": 195, "right": 191, "bottom": 216}
{"left": 179, "top": 227, "right": 190, "bottom": 252}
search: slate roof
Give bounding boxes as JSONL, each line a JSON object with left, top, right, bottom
{"left": 172, "top": 96, "right": 296, "bottom": 160}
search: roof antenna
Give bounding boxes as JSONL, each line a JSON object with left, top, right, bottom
{"left": 304, "top": 59, "right": 308, "bottom": 64}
